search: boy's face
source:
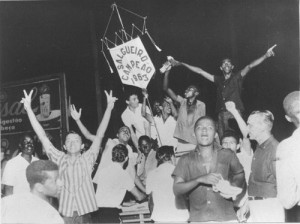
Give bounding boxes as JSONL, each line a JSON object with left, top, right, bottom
{"left": 139, "top": 139, "right": 151, "bottom": 155}
{"left": 222, "top": 136, "right": 240, "bottom": 153}
{"left": 117, "top": 126, "right": 131, "bottom": 143}
{"left": 194, "top": 118, "right": 216, "bottom": 146}
{"left": 64, "top": 133, "right": 83, "bottom": 156}
{"left": 126, "top": 95, "right": 139, "bottom": 109}
{"left": 21, "top": 136, "right": 35, "bottom": 156}
{"left": 220, "top": 59, "right": 234, "bottom": 74}
{"left": 162, "top": 101, "right": 171, "bottom": 115}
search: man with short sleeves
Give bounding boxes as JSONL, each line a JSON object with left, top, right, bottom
{"left": 121, "top": 91, "right": 151, "bottom": 149}
{"left": 173, "top": 116, "right": 246, "bottom": 222}
{"left": 22, "top": 89, "right": 117, "bottom": 223}
{"left": 2, "top": 134, "right": 39, "bottom": 196}
{"left": 247, "top": 110, "right": 284, "bottom": 222}
{"left": 94, "top": 144, "right": 146, "bottom": 223}
{"left": 172, "top": 46, "right": 276, "bottom": 138}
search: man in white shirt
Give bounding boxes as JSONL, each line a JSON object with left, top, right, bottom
{"left": 2, "top": 134, "right": 39, "bottom": 196}
{"left": 146, "top": 146, "right": 189, "bottom": 222}
{"left": 121, "top": 91, "right": 151, "bottom": 149}
{"left": 94, "top": 144, "right": 146, "bottom": 223}
{"left": 1, "top": 160, "right": 64, "bottom": 224}
{"left": 276, "top": 91, "right": 300, "bottom": 221}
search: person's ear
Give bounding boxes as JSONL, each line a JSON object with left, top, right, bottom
{"left": 126, "top": 100, "right": 129, "bottom": 105}
{"left": 80, "top": 144, "right": 84, "bottom": 150}
{"left": 159, "top": 106, "right": 163, "bottom": 110}
{"left": 195, "top": 92, "right": 199, "bottom": 96}
{"left": 285, "top": 115, "right": 292, "bottom": 123}
{"left": 232, "top": 65, "right": 235, "bottom": 70}
{"left": 35, "top": 183, "right": 44, "bottom": 193}
{"left": 220, "top": 66, "right": 223, "bottom": 71}
{"left": 63, "top": 145, "right": 67, "bottom": 150}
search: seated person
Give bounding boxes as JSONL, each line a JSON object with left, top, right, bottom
{"left": 94, "top": 144, "right": 146, "bottom": 223}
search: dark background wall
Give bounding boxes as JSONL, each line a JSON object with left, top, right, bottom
{"left": 1, "top": 0, "right": 299, "bottom": 142}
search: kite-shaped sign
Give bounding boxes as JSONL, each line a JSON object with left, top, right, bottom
{"left": 109, "top": 37, "right": 155, "bottom": 88}
{"left": 101, "top": 4, "right": 161, "bottom": 89}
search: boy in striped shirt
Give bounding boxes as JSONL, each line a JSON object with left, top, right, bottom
{"left": 21, "top": 89, "right": 117, "bottom": 224}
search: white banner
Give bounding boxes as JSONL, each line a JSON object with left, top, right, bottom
{"left": 109, "top": 37, "right": 155, "bottom": 89}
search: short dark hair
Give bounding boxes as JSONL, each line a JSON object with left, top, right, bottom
{"left": 125, "top": 90, "right": 139, "bottom": 101}
{"left": 138, "top": 135, "right": 151, "bottom": 146}
{"left": 194, "top": 116, "right": 217, "bottom": 131}
{"left": 221, "top": 130, "right": 240, "bottom": 144}
{"left": 26, "top": 160, "right": 58, "bottom": 189}
{"left": 65, "top": 131, "right": 82, "bottom": 142}
{"left": 220, "top": 57, "right": 234, "bottom": 65}
{"left": 112, "top": 144, "right": 128, "bottom": 163}
{"left": 156, "top": 146, "right": 174, "bottom": 166}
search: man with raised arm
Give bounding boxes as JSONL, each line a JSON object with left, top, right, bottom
{"left": 163, "top": 68, "right": 206, "bottom": 157}
{"left": 172, "top": 116, "right": 246, "bottom": 222}
{"left": 21, "top": 89, "right": 117, "bottom": 224}
{"left": 276, "top": 91, "right": 300, "bottom": 221}
{"left": 69, "top": 106, "right": 146, "bottom": 193}
{"left": 172, "top": 45, "right": 276, "bottom": 138}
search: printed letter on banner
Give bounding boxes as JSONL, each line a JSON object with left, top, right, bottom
{"left": 109, "top": 37, "right": 155, "bottom": 89}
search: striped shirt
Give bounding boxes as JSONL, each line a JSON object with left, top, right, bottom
{"left": 46, "top": 138, "right": 101, "bottom": 217}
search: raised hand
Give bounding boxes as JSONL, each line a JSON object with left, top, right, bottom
{"left": 70, "top": 104, "right": 81, "bottom": 121}
{"left": 265, "top": 44, "right": 277, "bottom": 57}
{"left": 142, "top": 88, "right": 148, "bottom": 99}
{"left": 104, "top": 90, "right": 118, "bottom": 110}
{"left": 20, "top": 90, "right": 34, "bottom": 111}
{"left": 164, "top": 96, "right": 173, "bottom": 104}
{"left": 225, "top": 101, "right": 237, "bottom": 113}
{"left": 169, "top": 58, "right": 181, "bottom": 67}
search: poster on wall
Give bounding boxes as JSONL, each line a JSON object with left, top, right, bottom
{"left": 0, "top": 73, "right": 68, "bottom": 156}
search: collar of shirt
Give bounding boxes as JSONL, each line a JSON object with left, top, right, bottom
{"left": 258, "top": 135, "right": 275, "bottom": 150}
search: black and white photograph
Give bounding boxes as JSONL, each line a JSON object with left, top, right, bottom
{"left": 1, "top": 0, "right": 299, "bottom": 223}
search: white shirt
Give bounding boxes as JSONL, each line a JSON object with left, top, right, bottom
{"left": 95, "top": 162, "right": 135, "bottom": 208}
{"left": 146, "top": 163, "right": 189, "bottom": 222}
{"left": 1, "top": 192, "right": 64, "bottom": 224}
{"left": 93, "top": 138, "right": 138, "bottom": 183}
{"left": 121, "top": 104, "right": 149, "bottom": 139}
{"left": 2, "top": 153, "right": 39, "bottom": 194}
{"left": 151, "top": 116, "right": 178, "bottom": 149}
{"left": 276, "top": 127, "right": 300, "bottom": 209}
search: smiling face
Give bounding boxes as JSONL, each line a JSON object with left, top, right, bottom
{"left": 64, "top": 133, "right": 83, "bottom": 156}
{"left": 161, "top": 101, "right": 171, "bottom": 115}
{"left": 153, "top": 101, "right": 162, "bottom": 116}
{"left": 222, "top": 136, "right": 240, "bottom": 153}
{"left": 139, "top": 139, "right": 151, "bottom": 155}
{"left": 20, "top": 135, "right": 35, "bottom": 156}
{"left": 117, "top": 126, "right": 131, "bottom": 144}
{"left": 220, "top": 58, "right": 234, "bottom": 75}
{"left": 194, "top": 117, "right": 216, "bottom": 146}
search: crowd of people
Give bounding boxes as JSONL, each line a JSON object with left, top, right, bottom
{"left": 1, "top": 45, "right": 300, "bottom": 224}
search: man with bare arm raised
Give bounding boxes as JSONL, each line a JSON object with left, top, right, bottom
{"left": 21, "top": 89, "right": 117, "bottom": 224}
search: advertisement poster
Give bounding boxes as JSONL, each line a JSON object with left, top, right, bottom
{"left": 1, "top": 74, "right": 68, "bottom": 156}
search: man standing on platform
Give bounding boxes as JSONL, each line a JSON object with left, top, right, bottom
{"left": 172, "top": 45, "right": 276, "bottom": 138}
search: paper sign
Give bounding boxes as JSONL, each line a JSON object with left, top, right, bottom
{"left": 109, "top": 37, "right": 155, "bottom": 89}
